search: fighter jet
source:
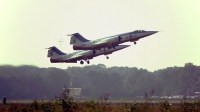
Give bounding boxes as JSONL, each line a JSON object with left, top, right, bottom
{"left": 68, "top": 30, "right": 158, "bottom": 51}
{"left": 47, "top": 45, "right": 129, "bottom": 64}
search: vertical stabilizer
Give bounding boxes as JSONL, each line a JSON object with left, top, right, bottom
{"left": 47, "top": 46, "right": 66, "bottom": 58}
{"left": 69, "top": 33, "right": 90, "bottom": 45}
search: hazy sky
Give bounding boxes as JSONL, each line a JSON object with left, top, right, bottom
{"left": 0, "top": 0, "right": 200, "bottom": 71}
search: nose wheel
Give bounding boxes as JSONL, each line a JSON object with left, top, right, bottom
{"left": 134, "top": 42, "right": 137, "bottom": 44}
{"left": 106, "top": 56, "right": 109, "bottom": 59}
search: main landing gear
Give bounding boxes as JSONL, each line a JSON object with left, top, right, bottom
{"left": 80, "top": 60, "right": 84, "bottom": 64}
{"left": 80, "top": 60, "right": 90, "bottom": 65}
{"left": 87, "top": 60, "right": 90, "bottom": 64}
{"left": 106, "top": 56, "right": 109, "bottom": 59}
{"left": 134, "top": 42, "right": 136, "bottom": 45}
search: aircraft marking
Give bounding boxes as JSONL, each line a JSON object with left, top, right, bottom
{"left": 73, "top": 39, "right": 76, "bottom": 43}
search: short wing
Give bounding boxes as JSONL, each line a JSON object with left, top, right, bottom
{"left": 67, "top": 51, "right": 89, "bottom": 60}
{"left": 92, "top": 36, "right": 117, "bottom": 46}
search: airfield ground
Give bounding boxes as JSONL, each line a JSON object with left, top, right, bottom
{"left": 1, "top": 99, "right": 200, "bottom": 112}
{"left": 1, "top": 99, "right": 199, "bottom": 105}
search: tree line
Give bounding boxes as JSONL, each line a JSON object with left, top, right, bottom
{"left": 0, "top": 63, "right": 199, "bottom": 99}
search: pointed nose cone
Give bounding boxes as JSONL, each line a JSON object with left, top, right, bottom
{"left": 139, "top": 31, "right": 158, "bottom": 38}
{"left": 148, "top": 31, "right": 159, "bottom": 35}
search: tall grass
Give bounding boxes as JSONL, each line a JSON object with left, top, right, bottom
{"left": 1, "top": 87, "right": 200, "bottom": 112}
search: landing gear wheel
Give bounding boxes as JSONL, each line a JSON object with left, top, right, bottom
{"left": 80, "top": 60, "right": 84, "bottom": 64}
{"left": 106, "top": 56, "right": 109, "bottom": 59}
{"left": 87, "top": 61, "right": 90, "bottom": 64}
{"left": 134, "top": 42, "right": 136, "bottom": 45}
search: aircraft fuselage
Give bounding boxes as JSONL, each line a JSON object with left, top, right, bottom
{"left": 49, "top": 45, "right": 129, "bottom": 63}
{"left": 72, "top": 30, "right": 157, "bottom": 50}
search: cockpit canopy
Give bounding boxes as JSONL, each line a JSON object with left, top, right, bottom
{"left": 134, "top": 30, "right": 146, "bottom": 32}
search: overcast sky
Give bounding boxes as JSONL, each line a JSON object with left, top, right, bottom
{"left": 0, "top": 0, "right": 199, "bottom": 71}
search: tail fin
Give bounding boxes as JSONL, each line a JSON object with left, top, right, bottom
{"left": 47, "top": 46, "right": 66, "bottom": 58}
{"left": 68, "top": 33, "right": 90, "bottom": 45}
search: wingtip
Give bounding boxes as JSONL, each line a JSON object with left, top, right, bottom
{"left": 121, "top": 45, "right": 130, "bottom": 48}
{"left": 159, "top": 30, "right": 164, "bottom": 32}
{"left": 45, "top": 46, "right": 56, "bottom": 49}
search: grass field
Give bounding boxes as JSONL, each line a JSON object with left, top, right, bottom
{"left": 1, "top": 99, "right": 200, "bottom": 112}
{"left": 1, "top": 88, "right": 200, "bottom": 111}
{"left": 2, "top": 99, "right": 199, "bottom": 104}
